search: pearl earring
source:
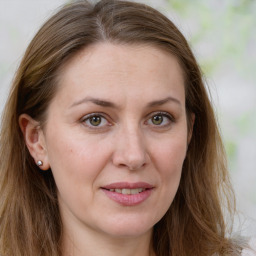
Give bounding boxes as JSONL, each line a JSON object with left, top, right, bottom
{"left": 36, "top": 160, "right": 43, "bottom": 167}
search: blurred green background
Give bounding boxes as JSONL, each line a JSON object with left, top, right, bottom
{"left": 0, "top": 0, "right": 255, "bottom": 235}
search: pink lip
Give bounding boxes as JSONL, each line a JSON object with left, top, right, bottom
{"left": 101, "top": 182, "right": 154, "bottom": 206}
{"left": 103, "top": 182, "right": 154, "bottom": 190}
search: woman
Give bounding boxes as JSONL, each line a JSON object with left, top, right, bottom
{"left": 0, "top": 0, "right": 253, "bottom": 255}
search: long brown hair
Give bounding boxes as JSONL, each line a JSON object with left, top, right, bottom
{"left": 0, "top": 0, "right": 241, "bottom": 255}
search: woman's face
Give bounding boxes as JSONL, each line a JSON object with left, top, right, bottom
{"left": 41, "top": 43, "right": 189, "bottom": 238}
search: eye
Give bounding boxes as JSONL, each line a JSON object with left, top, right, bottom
{"left": 88, "top": 115, "right": 102, "bottom": 126}
{"left": 81, "top": 113, "right": 110, "bottom": 128}
{"left": 151, "top": 115, "right": 164, "bottom": 125}
{"left": 146, "top": 112, "right": 174, "bottom": 127}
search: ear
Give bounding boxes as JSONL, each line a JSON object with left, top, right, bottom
{"left": 19, "top": 114, "right": 50, "bottom": 171}
{"left": 187, "top": 113, "right": 195, "bottom": 145}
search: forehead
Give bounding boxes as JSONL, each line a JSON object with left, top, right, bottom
{"left": 54, "top": 42, "right": 185, "bottom": 106}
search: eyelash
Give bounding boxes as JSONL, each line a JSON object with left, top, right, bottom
{"left": 80, "top": 112, "right": 112, "bottom": 130}
{"left": 80, "top": 111, "right": 174, "bottom": 130}
{"left": 145, "top": 111, "right": 174, "bottom": 128}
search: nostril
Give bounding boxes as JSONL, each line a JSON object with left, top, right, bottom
{"left": 112, "top": 153, "right": 148, "bottom": 170}
{"left": 129, "top": 162, "right": 147, "bottom": 171}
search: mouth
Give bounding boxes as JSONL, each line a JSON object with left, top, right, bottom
{"left": 101, "top": 182, "right": 154, "bottom": 206}
{"left": 103, "top": 188, "right": 149, "bottom": 195}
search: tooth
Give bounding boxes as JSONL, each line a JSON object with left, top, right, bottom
{"left": 122, "top": 189, "right": 131, "bottom": 195}
{"left": 131, "top": 188, "right": 139, "bottom": 194}
{"left": 111, "top": 188, "right": 146, "bottom": 194}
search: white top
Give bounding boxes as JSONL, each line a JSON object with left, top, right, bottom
{"left": 241, "top": 237, "right": 256, "bottom": 255}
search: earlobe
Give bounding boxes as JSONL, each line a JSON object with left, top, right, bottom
{"left": 19, "top": 114, "right": 50, "bottom": 170}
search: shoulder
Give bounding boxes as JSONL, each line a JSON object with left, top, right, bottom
{"left": 241, "top": 237, "right": 256, "bottom": 256}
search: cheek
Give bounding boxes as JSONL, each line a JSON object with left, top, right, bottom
{"left": 45, "top": 129, "right": 110, "bottom": 188}
{"left": 152, "top": 135, "right": 187, "bottom": 172}
{"left": 145, "top": 135, "right": 187, "bottom": 221}
{"left": 45, "top": 131, "right": 113, "bottom": 216}
{"left": 151, "top": 135, "right": 187, "bottom": 193}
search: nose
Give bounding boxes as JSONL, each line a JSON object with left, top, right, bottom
{"left": 112, "top": 126, "right": 149, "bottom": 171}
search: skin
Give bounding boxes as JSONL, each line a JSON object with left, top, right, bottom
{"left": 20, "top": 43, "right": 192, "bottom": 256}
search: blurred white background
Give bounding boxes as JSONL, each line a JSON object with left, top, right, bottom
{"left": 0, "top": 0, "right": 255, "bottom": 236}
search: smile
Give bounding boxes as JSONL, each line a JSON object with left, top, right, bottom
{"left": 101, "top": 182, "right": 154, "bottom": 206}
{"left": 107, "top": 188, "right": 146, "bottom": 194}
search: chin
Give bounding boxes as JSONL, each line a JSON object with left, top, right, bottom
{"left": 105, "top": 226, "right": 153, "bottom": 239}
{"left": 97, "top": 213, "right": 158, "bottom": 238}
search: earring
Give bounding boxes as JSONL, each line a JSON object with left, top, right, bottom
{"left": 36, "top": 160, "right": 43, "bottom": 167}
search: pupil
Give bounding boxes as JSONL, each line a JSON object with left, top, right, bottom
{"left": 90, "top": 116, "right": 101, "bottom": 126}
{"left": 152, "top": 115, "right": 163, "bottom": 125}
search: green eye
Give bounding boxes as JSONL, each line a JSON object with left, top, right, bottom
{"left": 89, "top": 116, "right": 102, "bottom": 126}
{"left": 151, "top": 115, "right": 163, "bottom": 125}
{"left": 147, "top": 112, "right": 174, "bottom": 128}
{"left": 82, "top": 113, "right": 110, "bottom": 129}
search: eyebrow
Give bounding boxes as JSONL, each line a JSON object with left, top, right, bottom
{"left": 70, "top": 96, "right": 181, "bottom": 109}
{"left": 146, "top": 96, "right": 181, "bottom": 107}
{"left": 70, "top": 97, "right": 118, "bottom": 109}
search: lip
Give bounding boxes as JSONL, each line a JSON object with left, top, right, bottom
{"left": 103, "top": 182, "right": 154, "bottom": 190}
{"left": 101, "top": 182, "right": 154, "bottom": 206}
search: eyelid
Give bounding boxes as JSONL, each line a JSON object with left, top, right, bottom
{"left": 80, "top": 112, "right": 112, "bottom": 129}
{"left": 145, "top": 111, "right": 175, "bottom": 126}
{"left": 79, "top": 111, "right": 174, "bottom": 129}
{"left": 147, "top": 111, "right": 174, "bottom": 120}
